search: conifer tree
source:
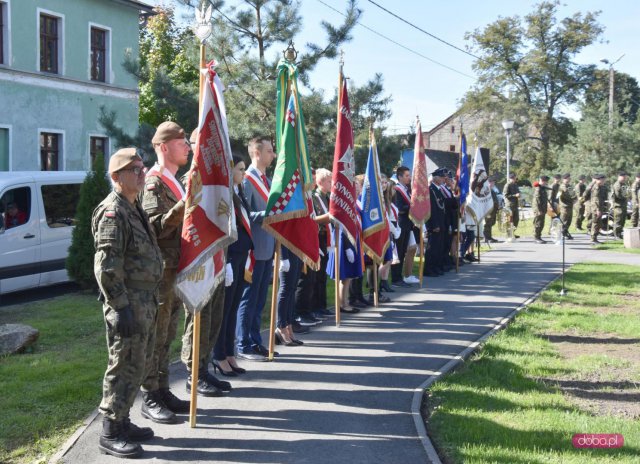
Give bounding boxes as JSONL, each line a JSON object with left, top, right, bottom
{"left": 66, "top": 154, "right": 111, "bottom": 288}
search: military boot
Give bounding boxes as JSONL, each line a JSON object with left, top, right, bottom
{"left": 141, "top": 390, "right": 178, "bottom": 424}
{"left": 98, "top": 417, "right": 143, "bottom": 458}
{"left": 122, "top": 417, "right": 154, "bottom": 442}
{"left": 186, "top": 363, "right": 224, "bottom": 397}
{"left": 160, "top": 388, "right": 190, "bottom": 413}
{"left": 205, "top": 370, "right": 232, "bottom": 392}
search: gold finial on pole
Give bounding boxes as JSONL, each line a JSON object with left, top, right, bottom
{"left": 284, "top": 40, "right": 298, "bottom": 62}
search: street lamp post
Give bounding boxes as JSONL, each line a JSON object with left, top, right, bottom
{"left": 501, "top": 119, "right": 515, "bottom": 181}
{"left": 600, "top": 55, "right": 625, "bottom": 127}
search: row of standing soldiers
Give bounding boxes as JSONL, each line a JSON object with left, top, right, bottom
{"left": 503, "top": 172, "right": 640, "bottom": 244}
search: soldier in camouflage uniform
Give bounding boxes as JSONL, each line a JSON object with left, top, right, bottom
{"left": 181, "top": 128, "right": 231, "bottom": 397}
{"left": 483, "top": 176, "right": 501, "bottom": 243}
{"left": 632, "top": 173, "right": 640, "bottom": 228}
{"left": 93, "top": 149, "right": 163, "bottom": 459}
{"left": 532, "top": 175, "right": 550, "bottom": 244}
{"left": 590, "top": 174, "right": 608, "bottom": 244}
{"left": 574, "top": 174, "right": 587, "bottom": 230}
{"left": 502, "top": 173, "right": 521, "bottom": 237}
{"left": 584, "top": 175, "right": 597, "bottom": 233}
{"left": 611, "top": 171, "right": 628, "bottom": 239}
{"left": 139, "top": 122, "right": 192, "bottom": 424}
{"left": 558, "top": 173, "right": 577, "bottom": 239}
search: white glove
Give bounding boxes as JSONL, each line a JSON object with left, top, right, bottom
{"left": 346, "top": 249, "right": 355, "bottom": 263}
{"left": 392, "top": 227, "right": 401, "bottom": 240}
{"left": 279, "top": 259, "right": 290, "bottom": 273}
{"left": 319, "top": 248, "right": 325, "bottom": 257}
{"left": 225, "top": 263, "right": 233, "bottom": 287}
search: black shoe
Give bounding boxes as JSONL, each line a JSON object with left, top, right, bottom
{"left": 255, "top": 345, "right": 278, "bottom": 357}
{"left": 318, "top": 308, "right": 335, "bottom": 316}
{"left": 311, "top": 311, "right": 328, "bottom": 320}
{"left": 228, "top": 362, "right": 246, "bottom": 374}
{"left": 535, "top": 238, "right": 547, "bottom": 244}
{"left": 296, "top": 315, "right": 319, "bottom": 326}
{"left": 99, "top": 417, "right": 143, "bottom": 458}
{"left": 514, "top": 234, "right": 521, "bottom": 239}
{"left": 205, "top": 370, "right": 232, "bottom": 391}
{"left": 392, "top": 280, "right": 411, "bottom": 288}
{"left": 357, "top": 297, "right": 371, "bottom": 307}
{"left": 380, "top": 281, "right": 395, "bottom": 293}
{"left": 564, "top": 233, "right": 574, "bottom": 240}
{"left": 350, "top": 300, "right": 367, "bottom": 309}
{"left": 236, "top": 351, "right": 267, "bottom": 361}
{"left": 211, "top": 359, "right": 238, "bottom": 377}
{"left": 141, "top": 391, "right": 178, "bottom": 424}
{"left": 122, "top": 417, "right": 154, "bottom": 442}
{"left": 340, "top": 306, "right": 360, "bottom": 313}
{"left": 590, "top": 239, "right": 601, "bottom": 245}
{"left": 186, "top": 371, "right": 224, "bottom": 397}
{"left": 489, "top": 238, "right": 500, "bottom": 243}
{"left": 424, "top": 270, "right": 440, "bottom": 277}
{"left": 292, "top": 321, "right": 311, "bottom": 334}
{"left": 159, "top": 388, "right": 190, "bottom": 414}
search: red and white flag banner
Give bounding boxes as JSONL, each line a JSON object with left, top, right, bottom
{"left": 176, "top": 61, "right": 237, "bottom": 313}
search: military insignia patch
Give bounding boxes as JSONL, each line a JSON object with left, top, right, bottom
{"left": 146, "top": 183, "right": 156, "bottom": 191}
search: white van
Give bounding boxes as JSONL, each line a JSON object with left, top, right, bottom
{"left": 0, "top": 171, "right": 87, "bottom": 295}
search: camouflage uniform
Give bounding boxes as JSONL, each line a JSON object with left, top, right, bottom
{"left": 590, "top": 183, "right": 608, "bottom": 241}
{"left": 503, "top": 182, "right": 520, "bottom": 228}
{"left": 532, "top": 184, "right": 548, "bottom": 240}
{"left": 632, "top": 177, "right": 640, "bottom": 228}
{"left": 611, "top": 179, "right": 628, "bottom": 238}
{"left": 181, "top": 282, "right": 225, "bottom": 371}
{"left": 550, "top": 182, "right": 560, "bottom": 210}
{"left": 558, "top": 183, "right": 577, "bottom": 236}
{"left": 584, "top": 180, "right": 596, "bottom": 232}
{"left": 574, "top": 181, "right": 587, "bottom": 229}
{"left": 93, "top": 191, "right": 163, "bottom": 421}
{"left": 140, "top": 172, "right": 185, "bottom": 393}
{"left": 483, "top": 187, "right": 499, "bottom": 240}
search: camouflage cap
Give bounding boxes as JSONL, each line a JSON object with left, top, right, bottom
{"left": 618, "top": 171, "right": 629, "bottom": 177}
{"left": 508, "top": 173, "right": 517, "bottom": 179}
{"left": 152, "top": 121, "right": 186, "bottom": 144}
{"left": 108, "top": 148, "right": 142, "bottom": 174}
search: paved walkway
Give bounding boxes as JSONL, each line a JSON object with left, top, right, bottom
{"left": 59, "top": 234, "right": 640, "bottom": 464}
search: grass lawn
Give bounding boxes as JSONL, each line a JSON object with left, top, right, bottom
{"left": 426, "top": 262, "right": 640, "bottom": 463}
{"left": 0, "top": 271, "right": 336, "bottom": 464}
{"left": 595, "top": 240, "right": 640, "bottom": 254}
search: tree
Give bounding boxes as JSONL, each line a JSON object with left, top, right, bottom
{"left": 462, "top": 0, "right": 603, "bottom": 179}
{"left": 66, "top": 154, "right": 112, "bottom": 288}
{"left": 584, "top": 69, "right": 640, "bottom": 124}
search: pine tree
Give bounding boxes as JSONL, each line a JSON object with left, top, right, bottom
{"left": 66, "top": 154, "right": 111, "bottom": 288}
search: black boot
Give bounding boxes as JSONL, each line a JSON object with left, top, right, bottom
{"left": 122, "top": 417, "right": 154, "bottom": 442}
{"left": 141, "top": 390, "right": 178, "bottom": 424}
{"left": 160, "top": 388, "right": 190, "bottom": 413}
{"left": 380, "top": 280, "right": 395, "bottom": 293}
{"left": 186, "top": 365, "right": 224, "bottom": 397}
{"left": 98, "top": 417, "right": 143, "bottom": 458}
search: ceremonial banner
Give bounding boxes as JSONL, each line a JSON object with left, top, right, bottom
{"left": 409, "top": 117, "right": 431, "bottom": 224}
{"left": 330, "top": 76, "right": 359, "bottom": 246}
{"left": 176, "top": 63, "right": 237, "bottom": 313}
{"left": 263, "top": 59, "right": 320, "bottom": 270}
{"left": 457, "top": 133, "right": 470, "bottom": 207}
{"left": 360, "top": 131, "right": 390, "bottom": 261}
{"left": 465, "top": 146, "right": 494, "bottom": 222}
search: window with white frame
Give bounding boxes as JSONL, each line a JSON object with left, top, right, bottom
{"left": 0, "top": 1, "right": 7, "bottom": 65}
{"left": 90, "top": 26, "right": 108, "bottom": 82}
{"left": 0, "top": 127, "right": 9, "bottom": 171}
{"left": 40, "top": 132, "right": 62, "bottom": 171}
{"left": 90, "top": 135, "right": 108, "bottom": 169}
{"left": 40, "top": 12, "right": 62, "bottom": 74}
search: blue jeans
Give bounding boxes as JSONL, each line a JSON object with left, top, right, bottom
{"left": 277, "top": 254, "right": 302, "bottom": 328}
{"left": 236, "top": 258, "right": 272, "bottom": 353}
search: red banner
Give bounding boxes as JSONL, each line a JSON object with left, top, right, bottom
{"left": 329, "top": 77, "right": 359, "bottom": 246}
{"left": 176, "top": 62, "right": 237, "bottom": 313}
{"left": 409, "top": 117, "right": 431, "bottom": 224}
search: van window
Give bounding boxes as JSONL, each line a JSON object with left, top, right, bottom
{"left": 1, "top": 187, "right": 31, "bottom": 230}
{"left": 41, "top": 184, "right": 81, "bottom": 228}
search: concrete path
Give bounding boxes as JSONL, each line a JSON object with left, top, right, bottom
{"left": 58, "top": 234, "right": 640, "bottom": 464}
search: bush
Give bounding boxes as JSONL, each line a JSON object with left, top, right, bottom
{"left": 66, "top": 154, "right": 111, "bottom": 288}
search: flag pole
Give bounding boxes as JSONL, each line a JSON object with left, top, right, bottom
{"left": 373, "top": 258, "right": 379, "bottom": 307}
{"left": 268, "top": 241, "right": 281, "bottom": 360}
{"left": 189, "top": 6, "right": 212, "bottom": 426}
{"left": 476, "top": 219, "right": 481, "bottom": 263}
{"left": 334, "top": 227, "right": 341, "bottom": 326}
{"left": 418, "top": 229, "right": 425, "bottom": 287}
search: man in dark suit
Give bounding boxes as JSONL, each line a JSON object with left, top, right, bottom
{"left": 425, "top": 169, "right": 446, "bottom": 276}
{"left": 236, "top": 136, "right": 277, "bottom": 361}
{"left": 391, "top": 166, "right": 413, "bottom": 287}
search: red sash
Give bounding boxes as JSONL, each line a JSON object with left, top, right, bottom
{"left": 146, "top": 164, "right": 185, "bottom": 200}
{"left": 394, "top": 184, "right": 411, "bottom": 205}
{"left": 245, "top": 170, "right": 269, "bottom": 202}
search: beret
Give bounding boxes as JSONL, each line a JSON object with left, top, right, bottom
{"left": 108, "top": 148, "right": 141, "bottom": 174}
{"left": 540, "top": 175, "right": 550, "bottom": 181}
{"left": 152, "top": 121, "right": 186, "bottom": 144}
{"left": 562, "top": 173, "right": 571, "bottom": 179}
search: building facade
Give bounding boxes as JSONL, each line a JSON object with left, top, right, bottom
{"left": 423, "top": 111, "right": 483, "bottom": 153}
{"left": 0, "top": 0, "right": 152, "bottom": 172}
